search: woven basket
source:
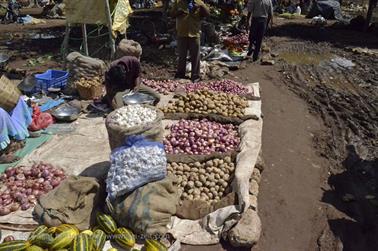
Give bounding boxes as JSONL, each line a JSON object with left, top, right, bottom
{"left": 77, "top": 84, "right": 104, "bottom": 100}
{"left": 0, "top": 75, "right": 21, "bottom": 112}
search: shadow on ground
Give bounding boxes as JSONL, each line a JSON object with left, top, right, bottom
{"left": 322, "top": 145, "right": 378, "bottom": 251}
{"left": 269, "top": 22, "right": 378, "bottom": 49}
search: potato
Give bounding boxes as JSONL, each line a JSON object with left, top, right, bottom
{"left": 187, "top": 181, "right": 195, "bottom": 188}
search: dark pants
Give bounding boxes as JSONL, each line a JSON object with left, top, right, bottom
{"left": 176, "top": 37, "right": 200, "bottom": 81}
{"left": 248, "top": 17, "right": 268, "bottom": 61}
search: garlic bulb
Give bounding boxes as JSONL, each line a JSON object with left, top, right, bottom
{"left": 110, "top": 105, "right": 158, "bottom": 127}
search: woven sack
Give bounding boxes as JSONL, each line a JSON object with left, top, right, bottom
{"left": 105, "top": 105, "right": 164, "bottom": 150}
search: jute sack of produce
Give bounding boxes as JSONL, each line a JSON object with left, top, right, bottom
{"left": 65, "top": 52, "right": 107, "bottom": 93}
{"left": 115, "top": 39, "right": 142, "bottom": 59}
{"left": 33, "top": 176, "right": 104, "bottom": 230}
{"left": 105, "top": 105, "right": 164, "bottom": 150}
{"left": 106, "top": 175, "right": 179, "bottom": 236}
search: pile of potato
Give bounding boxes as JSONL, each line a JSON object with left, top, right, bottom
{"left": 161, "top": 90, "right": 248, "bottom": 118}
{"left": 75, "top": 76, "right": 103, "bottom": 88}
{"left": 167, "top": 157, "right": 235, "bottom": 202}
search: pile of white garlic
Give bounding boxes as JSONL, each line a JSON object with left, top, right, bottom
{"left": 110, "top": 105, "right": 158, "bottom": 127}
{"left": 167, "top": 157, "right": 235, "bottom": 202}
{"left": 107, "top": 144, "right": 167, "bottom": 198}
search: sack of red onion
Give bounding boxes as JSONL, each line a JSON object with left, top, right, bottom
{"left": 167, "top": 157, "right": 235, "bottom": 202}
{"left": 0, "top": 163, "right": 66, "bottom": 216}
{"left": 185, "top": 79, "right": 250, "bottom": 95}
{"left": 164, "top": 119, "right": 239, "bottom": 155}
{"left": 142, "top": 79, "right": 181, "bottom": 95}
{"left": 161, "top": 90, "right": 248, "bottom": 118}
{"left": 106, "top": 105, "right": 164, "bottom": 150}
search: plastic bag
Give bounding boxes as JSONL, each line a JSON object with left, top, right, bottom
{"left": 106, "top": 136, "right": 167, "bottom": 199}
{"left": 29, "top": 106, "right": 54, "bottom": 131}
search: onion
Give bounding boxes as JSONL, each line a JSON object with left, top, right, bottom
{"left": 41, "top": 170, "right": 50, "bottom": 178}
{"left": 10, "top": 203, "right": 20, "bottom": 212}
{"left": 50, "top": 179, "right": 60, "bottom": 188}
{"left": 3, "top": 235, "right": 15, "bottom": 242}
{"left": 21, "top": 203, "right": 30, "bottom": 211}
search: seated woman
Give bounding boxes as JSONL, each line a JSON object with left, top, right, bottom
{"left": 103, "top": 56, "right": 160, "bottom": 109}
{"left": 0, "top": 97, "right": 32, "bottom": 163}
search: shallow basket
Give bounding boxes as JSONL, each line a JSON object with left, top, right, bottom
{"left": 77, "top": 84, "right": 104, "bottom": 100}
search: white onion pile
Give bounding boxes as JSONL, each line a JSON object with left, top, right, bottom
{"left": 110, "top": 105, "right": 157, "bottom": 127}
{"left": 142, "top": 79, "right": 180, "bottom": 95}
{"left": 0, "top": 163, "right": 66, "bottom": 216}
{"left": 164, "top": 119, "right": 240, "bottom": 155}
{"left": 185, "top": 79, "right": 250, "bottom": 95}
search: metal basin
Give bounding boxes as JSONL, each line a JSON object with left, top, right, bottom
{"left": 51, "top": 103, "right": 81, "bottom": 122}
{"left": 0, "top": 53, "right": 9, "bottom": 67}
{"left": 122, "top": 92, "right": 155, "bottom": 105}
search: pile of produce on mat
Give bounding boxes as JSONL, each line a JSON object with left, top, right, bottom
{"left": 74, "top": 76, "right": 103, "bottom": 89}
{"left": 161, "top": 90, "right": 248, "bottom": 118}
{"left": 142, "top": 79, "right": 181, "bottom": 95}
{"left": 109, "top": 105, "right": 158, "bottom": 127}
{"left": 164, "top": 119, "right": 240, "bottom": 155}
{"left": 185, "top": 79, "right": 250, "bottom": 95}
{"left": 167, "top": 157, "right": 235, "bottom": 202}
{"left": 0, "top": 213, "right": 167, "bottom": 251}
{"left": 223, "top": 34, "right": 249, "bottom": 47}
{"left": 0, "top": 163, "right": 66, "bottom": 215}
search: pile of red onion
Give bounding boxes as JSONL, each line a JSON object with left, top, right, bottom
{"left": 164, "top": 119, "right": 240, "bottom": 155}
{"left": 223, "top": 33, "right": 249, "bottom": 46}
{"left": 185, "top": 79, "right": 250, "bottom": 95}
{"left": 0, "top": 163, "right": 66, "bottom": 216}
{"left": 142, "top": 79, "right": 181, "bottom": 94}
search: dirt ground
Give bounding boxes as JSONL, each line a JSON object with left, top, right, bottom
{"left": 0, "top": 16, "right": 378, "bottom": 251}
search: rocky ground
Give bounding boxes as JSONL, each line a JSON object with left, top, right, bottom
{"left": 0, "top": 17, "right": 377, "bottom": 251}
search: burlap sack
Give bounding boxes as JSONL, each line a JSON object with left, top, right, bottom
{"left": 105, "top": 105, "right": 164, "bottom": 150}
{"left": 115, "top": 39, "right": 142, "bottom": 59}
{"left": 33, "top": 176, "right": 103, "bottom": 230}
{"left": 107, "top": 175, "right": 179, "bottom": 236}
{"left": 66, "top": 52, "right": 107, "bottom": 93}
{"left": 176, "top": 192, "right": 238, "bottom": 220}
{"left": 166, "top": 151, "right": 237, "bottom": 164}
{"left": 163, "top": 112, "right": 257, "bottom": 125}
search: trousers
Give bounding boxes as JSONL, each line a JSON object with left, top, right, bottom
{"left": 176, "top": 37, "right": 200, "bottom": 81}
{"left": 248, "top": 17, "right": 268, "bottom": 61}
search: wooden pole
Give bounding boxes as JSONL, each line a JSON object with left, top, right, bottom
{"left": 62, "top": 23, "right": 71, "bottom": 69}
{"left": 82, "top": 24, "right": 89, "bottom": 56}
{"left": 104, "top": 0, "right": 116, "bottom": 59}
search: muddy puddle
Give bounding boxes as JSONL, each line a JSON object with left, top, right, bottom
{"left": 280, "top": 51, "right": 333, "bottom": 65}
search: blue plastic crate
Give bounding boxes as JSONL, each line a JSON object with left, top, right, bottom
{"left": 33, "top": 70, "right": 68, "bottom": 93}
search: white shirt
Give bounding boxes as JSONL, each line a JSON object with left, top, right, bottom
{"left": 247, "top": 0, "right": 273, "bottom": 18}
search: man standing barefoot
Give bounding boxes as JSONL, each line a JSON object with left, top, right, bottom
{"left": 246, "top": 0, "right": 274, "bottom": 62}
{"left": 171, "top": 0, "right": 210, "bottom": 82}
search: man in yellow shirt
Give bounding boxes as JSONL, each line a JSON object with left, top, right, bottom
{"left": 171, "top": 0, "right": 210, "bottom": 82}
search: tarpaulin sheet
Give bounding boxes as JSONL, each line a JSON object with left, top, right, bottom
{"left": 112, "top": 0, "right": 133, "bottom": 35}
{"left": 0, "top": 134, "right": 52, "bottom": 173}
{"left": 64, "top": 0, "right": 107, "bottom": 24}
